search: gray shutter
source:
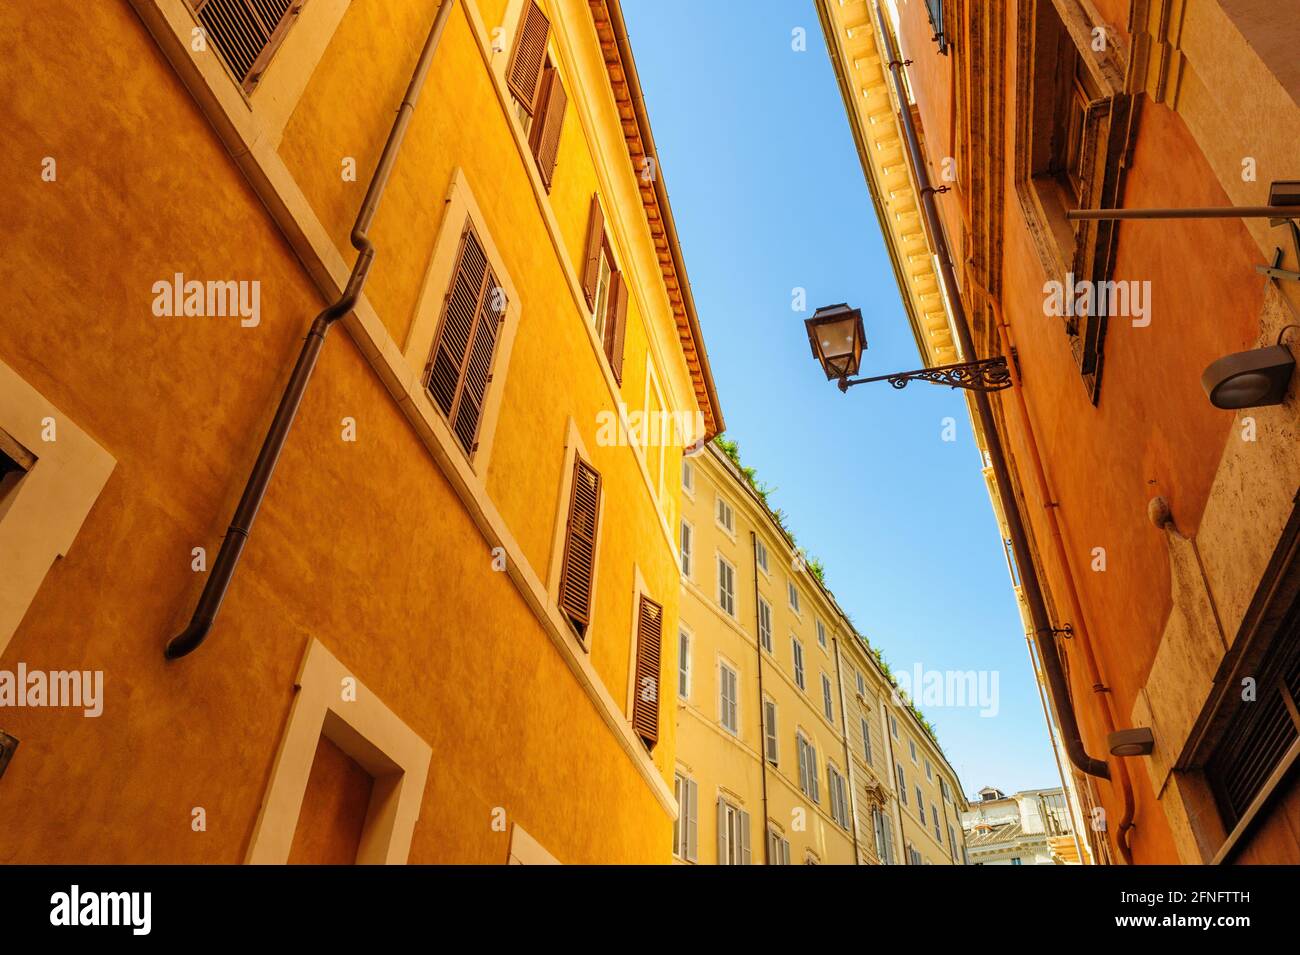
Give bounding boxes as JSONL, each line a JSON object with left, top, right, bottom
{"left": 739, "top": 810, "right": 751, "bottom": 864}
{"left": 717, "top": 798, "right": 727, "bottom": 865}
{"left": 686, "top": 779, "right": 699, "bottom": 862}
{"left": 797, "top": 737, "right": 807, "bottom": 793}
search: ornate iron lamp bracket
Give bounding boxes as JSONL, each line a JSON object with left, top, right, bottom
{"left": 837, "top": 356, "right": 1013, "bottom": 393}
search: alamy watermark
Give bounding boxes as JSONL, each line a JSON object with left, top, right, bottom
{"left": 1043, "top": 272, "right": 1151, "bottom": 328}
{"left": 892, "top": 663, "right": 1000, "bottom": 718}
{"left": 152, "top": 272, "right": 261, "bottom": 327}
{"left": 0, "top": 664, "right": 103, "bottom": 717}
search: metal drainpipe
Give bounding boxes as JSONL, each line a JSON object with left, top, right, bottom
{"left": 751, "top": 531, "right": 772, "bottom": 864}
{"left": 874, "top": 2, "right": 1110, "bottom": 780}
{"left": 165, "top": 0, "right": 458, "bottom": 659}
{"left": 831, "top": 635, "right": 864, "bottom": 863}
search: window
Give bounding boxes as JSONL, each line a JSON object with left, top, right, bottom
{"left": 681, "top": 458, "right": 694, "bottom": 494}
{"left": 925, "top": 759, "right": 933, "bottom": 781}
{"left": 755, "top": 538, "right": 769, "bottom": 573}
{"left": 1011, "top": 857, "right": 1023, "bottom": 866}
{"left": 507, "top": 1, "right": 567, "bottom": 189}
{"left": 579, "top": 195, "right": 628, "bottom": 381}
{"left": 715, "top": 495, "right": 734, "bottom": 533}
{"left": 763, "top": 699, "right": 778, "bottom": 764}
{"left": 558, "top": 455, "right": 601, "bottom": 638}
{"left": 828, "top": 764, "right": 851, "bottom": 829}
{"left": 719, "top": 661, "right": 738, "bottom": 734}
{"left": 1014, "top": 0, "right": 1134, "bottom": 402}
{"left": 787, "top": 579, "right": 800, "bottom": 613}
{"left": 796, "top": 734, "right": 820, "bottom": 802}
{"left": 922, "top": 0, "right": 950, "bottom": 54}
{"left": 631, "top": 596, "right": 662, "bottom": 749}
{"left": 677, "top": 628, "right": 691, "bottom": 700}
{"left": 758, "top": 596, "right": 772, "bottom": 652}
{"left": 821, "top": 673, "right": 834, "bottom": 723}
{"left": 679, "top": 520, "right": 692, "bottom": 578}
{"left": 948, "top": 825, "right": 959, "bottom": 863}
{"left": 916, "top": 787, "right": 925, "bottom": 821}
{"left": 941, "top": 778, "right": 951, "bottom": 802}
{"left": 872, "top": 807, "right": 895, "bottom": 865}
{"left": 792, "top": 637, "right": 806, "bottom": 690}
{"left": 717, "top": 556, "right": 736, "bottom": 617}
{"left": 673, "top": 774, "right": 698, "bottom": 861}
{"left": 932, "top": 805, "right": 942, "bottom": 842}
{"left": 717, "top": 799, "right": 751, "bottom": 865}
{"left": 890, "top": 713, "right": 899, "bottom": 738}
{"left": 908, "top": 844, "right": 924, "bottom": 866}
{"left": 187, "top": 0, "right": 301, "bottom": 94}
{"left": 909, "top": 738, "right": 918, "bottom": 763}
{"left": 855, "top": 670, "right": 865, "bottom": 697}
{"left": 897, "top": 763, "right": 907, "bottom": 803}
{"left": 767, "top": 828, "right": 791, "bottom": 865}
{"left": 861, "top": 717, "right": 873, "bottom": 765}
{"left": 425, "top": 225, "right": 508, "bottom": 456}
{"left": 815, "top": 619, "right": 827, "bottom": 648}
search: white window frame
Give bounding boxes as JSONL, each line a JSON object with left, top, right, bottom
{"left": 861, "top": 716, "right": 873, "bottom": 764}
{"left": 681, "top": 457, "right": 695, "bottom": 497}
{"left": 821, "top": 672, "right": 834, "bottom": 723}
{"left": 796, "top": 732, "right": 820, "bottom": 803}
{"left": 763, "top": 697, "right": 779, "bottom": 765}
{"left": 897, "top": 763, "right": 908, "bottom": 803}
{"left": 755, "top": 537, "right": 769, "bottom": 574}
{"left": 909, "top": 738, "right": 918, "bottom": 764}
{"left": 677, "top": 626, "right": 692, "bottom": 700}
{"left": 717, "top": 798, "right": 750, "bottom": 865}
{"left": 719, "top": 659, "right": 739, "bottom": 734}
{"left": 673, "top": 773, "right": 699, "bottom": 862}
{"left": 815, "top": 618, "right": 827, "bottom": 648}
{"left": 717, "top": 554, "right": 736, "bottom": 617}
{"left": 679, "top": 518, "right": 693, "bottom": 579}
{"left": 792, "top": 636, "right": 806, "bottom": 690}
{"left": 715, "top": 493, "right": 735, "bottom": 535}
{"left": 787, "top": 578, "right": 800, "bottom": 614}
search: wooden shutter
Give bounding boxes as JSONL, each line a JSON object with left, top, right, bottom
{"left": 685, "top": 778, "right": 699, "bottom": 862}
{"left": 603, "top": 270, "right": 629, "bottom": 384}
{"left": 425, "top": 227, "right": 505, "bottom": 455}
{"left": 632, "top": 595, "right": 662, "bottom": 748}
{"left": 581, "top": 195, "right": 605, "bottom": 308}
{"left": 506, "top": 0, "right": 550, "bottom": 111}
{"left": 559, "top": 456, "right": 601, "bottom": 632}
{"left": 716, "top": 799, "right": 727, "bottom": 864}
{"left": 193, "top": 0, "right": 300, "bottom": 93}
{"left": 738, "top": 810, "right": 751, "bottom": 864}
{"left": 529, "top": 66, "right": 567, "bottom": 190}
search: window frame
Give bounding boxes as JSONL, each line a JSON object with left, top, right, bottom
{"left": 718, "top": 658, "right": 740, "bottom": 735}
{"left": 717, "top": 553, "right": 737, "bottom": 617}
{"left": 792, "top": 636, "right": 806, "bottom": 691}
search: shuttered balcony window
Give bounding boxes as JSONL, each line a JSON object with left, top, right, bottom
{"left": 189, "top": 0, "right": 303, "bottom": 94}
{"left": 580, "top": 196, "right": 629, "bottom": 383}
{"left": 792, "top": 637, "right": 805, "bottom": 690}
{"left": 632, "top": 595, "right": 662, "bottom": 749}
{"left": 425, "top": 225, "right": 507, "bottom": 456}
{"left": 821, "top": 673, "right": 834, "bottom": 723}
{"left": 558, "top": 455, "right": 601, "bottom": 637}
{"left": 673, "top": 773, "right": 698, "bottom": 862}
{"left": 758, "top": 596, "right": 772, "bottom": 652}
{"left": 506, "top": 1, "right": 566, "bottom": 189}
{"left": 717, "top": 556, "right": 736, "bottom": 617}
{"left": 719, "top": 661, "right": 738, "bottom": 734}
{"left": 763, "top": 699, "right": 778, "bottom": 764}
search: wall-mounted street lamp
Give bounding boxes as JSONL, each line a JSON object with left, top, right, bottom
{"left": 1069, "top": 180, "right": 1300, "bottom": 410}
{"left": 804, "top": 303, "right": 1012, "bottom": 394}
{"left": 1108, "top": 727, "right": 1155, "bottom": 758}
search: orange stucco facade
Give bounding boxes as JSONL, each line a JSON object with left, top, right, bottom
{"left": 820, "top": 0, "right": 1300, "bottom": 864}
{"left": 0, "top": 0, "right": 719, "bottom": 863}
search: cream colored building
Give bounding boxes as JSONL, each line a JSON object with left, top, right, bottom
{"left": 671, "top": 440, "right": 968, "bottom": 864}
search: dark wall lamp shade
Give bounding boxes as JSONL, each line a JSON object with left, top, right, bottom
{"left": 1108, "top": 727, "right": 1155, "bottom": 757}
{"left": 805, "top": 304, "right": 866, "bottom": 381}
{"left": 1201, "top": 344, "right": 1295, "bottom": 409}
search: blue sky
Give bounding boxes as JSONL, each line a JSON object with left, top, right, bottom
{"left": 623, "top": 0, "right": 1059, "bottom": 796}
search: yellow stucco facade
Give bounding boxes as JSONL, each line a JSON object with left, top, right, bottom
{"left": 0, "top": 0, "right": 721, "bottom": 863}
{"left": 673, "top": 442, "right": 968, "bottom": 864}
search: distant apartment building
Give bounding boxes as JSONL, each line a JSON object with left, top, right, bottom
{"left": 672, "top": 440, "right": 968, "bottom": 864}
{"left": 962, "top": 786, "right": 1083, "bottom": 865}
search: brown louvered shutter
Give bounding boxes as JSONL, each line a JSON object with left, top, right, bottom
{"left": 507, "top": 0, "right": 550, "bottom": 112}
{"left": 632, "top": 595, "right": 663, "bottom": 748}
{"left": 529, "top": 67, "right": 567, "bottom": 190}
{"left": 425, "top": 226, "right": 505, "bottom": 455}
{"left": 192, "top": 0, "right": 300, "bottom": 94}
{"left": 559, "top": 457, "right": 601, "bottom": 634}
{"left": 581, "top": 195, "right": 605, "bottom": 308}
{"left": 603, "top": 271, "right": 629, "bottom": 385}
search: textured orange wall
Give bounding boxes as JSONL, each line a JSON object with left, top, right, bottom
{"left": 891, "top": 0, "right": 1268, "bottom": 862}
{"left": 288, "top": 737, "right": 374, "bottom": 865}
{"left": 0, "top": 0, "right": 681, "bottom": 863}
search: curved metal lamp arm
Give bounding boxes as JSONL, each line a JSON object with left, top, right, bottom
{"left": 837, "top": 356, "right": 1013, "bottom": 393}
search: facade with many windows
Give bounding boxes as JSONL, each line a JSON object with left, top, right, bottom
{"left": 674, "top": 442, "right": 968, "bottom": 864}
{"left": 0, "top": 0, "right": 722, "bottom": 863}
